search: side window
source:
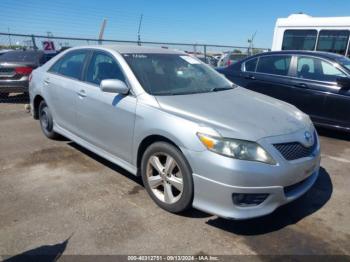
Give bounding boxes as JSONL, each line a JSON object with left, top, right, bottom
{"left": 244, "top": 58, "right": 257, "bottom": 72}
{"left": 320, "top": 60, "right": 346, "bottom": 82}
{"left": 86, "top": 52, "right": 125, "bottom": 85}
{"left": 296, "top": 56, "right": 346, "bottom": 82}
{"left": 316, "top": 30, "right": 349, "bottom": 55}
{"left": 256, "top": 55, "right": 291, "bottom": 76}
{"left": 297, "top": 57, "right": 315, "bottom": 79}
{"left": 49, "top": 51, "right": 87, "bottom": 80}
{"left": 282, "top": 30, "right": 317, "bottom": 51}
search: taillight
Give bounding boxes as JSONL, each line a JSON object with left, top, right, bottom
{"left": 15, "top": 67, "right": 33, "bottom": 75}
{"left": 226, "top": 60, "right": 231, "bottom": 66}
{"left": 29, "top": 73, "right": 33, "bottom": 82}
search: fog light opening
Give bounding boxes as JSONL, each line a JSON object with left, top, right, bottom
{"left": 232, "top": 193, "right": 269, "bottom": 207}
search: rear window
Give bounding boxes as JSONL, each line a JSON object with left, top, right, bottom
{"left": 0, "top": 51, "right": 42, "bottom": 63}
{"left": 282, "top": 30, "right": 317, "bottom": 51}
{"left": 256, "top": 55, "right": 291, "bottom": 76}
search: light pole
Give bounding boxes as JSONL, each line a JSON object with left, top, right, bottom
{"left": 137, "top": 14, "right": 143, "bottom": 46}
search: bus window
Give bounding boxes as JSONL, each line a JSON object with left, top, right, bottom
{"left": 316, "top": 30, "right": 349, "bottom": 55}
{"left": 282, "top": 30, "right": 317, "bottom": 50}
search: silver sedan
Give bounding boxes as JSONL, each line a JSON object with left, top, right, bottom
{"left": 29, "top": 45, "right": 321, "bottom": 219}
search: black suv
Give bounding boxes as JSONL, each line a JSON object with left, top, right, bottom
{"left": 217, "top": 51, "right": 350, "bottom": 132}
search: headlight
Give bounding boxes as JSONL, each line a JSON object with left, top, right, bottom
{"left": 197, "top": 133, "right": 276, "bottom": 165}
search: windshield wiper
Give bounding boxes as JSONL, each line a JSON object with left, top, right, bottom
{"left": 210, "top": 86, "right": 234, "bottom": 92}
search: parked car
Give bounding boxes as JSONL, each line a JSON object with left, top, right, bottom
{"left": 217, "top": 52, "right": 248, "bottom": 67}
{"left": 0, "top": 49, "right": 12, "bottom": 56}
{"left": 196, "top": 55, "right": 217, "bottom": 67}
{"left": 0, "top": 50, "right": 57, "bottom": 96}
{"left": 217, "top": 51, "right": 350, "bottom": 132}
{"left": 29, "top": 46, "right": 320, "bottom": 220}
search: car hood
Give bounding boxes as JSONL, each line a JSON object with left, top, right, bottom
{"left": 155, "top": 87, "right": 311, "bottom": 141}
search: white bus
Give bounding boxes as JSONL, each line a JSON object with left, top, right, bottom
{"left": 272, "top": 13, "right": 350, "bottom": 57}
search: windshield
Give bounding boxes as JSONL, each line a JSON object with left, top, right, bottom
{"left": 122, "top": 53, "right": 233, "bottom": 95}
{"left": 336, "top": 56, "right": 350, "bottom": 71}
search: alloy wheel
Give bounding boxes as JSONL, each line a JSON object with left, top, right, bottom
{"left": 146, "top": 153, "right": 184, "bottom": 204}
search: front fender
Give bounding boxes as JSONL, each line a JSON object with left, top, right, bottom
{"left": 132, "top": 101, "right": 206, "bottom": 166}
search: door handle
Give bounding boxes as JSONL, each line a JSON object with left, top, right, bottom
{"left": 245, "top": 75, "right": 255, "bottom": 80}
{"left": 294, "top": 83, "right": 308, "bottom": 88}
{"left": 77, "top": 89, "right": 87, "bottom": 97}
{"left": 44, "top": 78, "right": 50, "bottom": 85}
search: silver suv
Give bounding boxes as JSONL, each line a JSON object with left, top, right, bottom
{"left": 29, "top": 45, "right": 320, "bottom": 219}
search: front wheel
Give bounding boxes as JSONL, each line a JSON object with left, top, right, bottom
{"left": 141, "top": 142, "right": 194, "bottom": 213}
{"left": 39, "top": 100, "right": 59, "bottom": 139}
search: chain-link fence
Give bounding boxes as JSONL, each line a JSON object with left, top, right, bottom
{"left": 0, "top": 32, "right": 270, "bottom": 103}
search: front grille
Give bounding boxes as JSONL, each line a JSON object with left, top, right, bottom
{"left": 274, "top": 135, "right": 317, "bottom": 161}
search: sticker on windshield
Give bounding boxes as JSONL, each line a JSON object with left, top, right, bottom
{"left": 180, "top": 55, "right": 201, "bottom": 64}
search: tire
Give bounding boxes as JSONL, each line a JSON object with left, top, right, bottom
{"left": 141, "top": 142, "right": 194, "bottom": 213}
{"left": 38, "top": 100, "right": 59, "bottom": 139}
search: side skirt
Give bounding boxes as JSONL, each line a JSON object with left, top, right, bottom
{"left": 53, "top": 123, "right": 138, "bottom": 176}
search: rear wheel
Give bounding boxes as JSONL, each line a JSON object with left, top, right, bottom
{"left": 141, "top": 142, "right": 194, "bottom": 213}
{"left": 39, "top": 100, "right": 59, "bottom": 139}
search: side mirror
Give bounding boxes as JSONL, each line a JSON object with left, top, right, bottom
{"left": 337, "top": 77, "right": 350, "bottom": 90}
{"left": 100, "top": 79, "right": 129, "bottom": 94}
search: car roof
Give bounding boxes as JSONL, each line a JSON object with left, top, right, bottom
{"left": 71, "top": 44, "right": 185, "bottom": 55}
{"left": 248, "top": 50, "right": 346, "bottom": 61}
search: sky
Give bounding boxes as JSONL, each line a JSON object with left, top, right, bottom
{"left": 1, "top": 0, "right": 350, "bottom": 49}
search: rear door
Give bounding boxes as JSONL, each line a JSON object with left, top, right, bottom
{"left": 77, "top": 50, "right": 136, "bottom": 163}
{"left": 222, "top": 57, "right": 257, "bottom": 86}
{"left": 46, "top": 50, "right": 89, "bottom": 134}
{"left": 244, "top": 54, "right": 294, "bottom": 102}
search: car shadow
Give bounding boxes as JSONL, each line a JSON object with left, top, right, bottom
{"left": 206, "top": 167, "right": 332, "bottom": 235}
{"left": 316, "top": 126, "right": 350, "bottom": 141}
{"left": 0, "top": 93, "right": 29, "bottom": 104}
{"left": 3, "top": 236, "right": 70, "bottom": 262}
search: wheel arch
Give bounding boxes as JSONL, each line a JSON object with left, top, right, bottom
{"left": 136, "top": 134, "right": 183, "bottom": 174}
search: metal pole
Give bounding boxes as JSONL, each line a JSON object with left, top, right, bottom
{"left": 137, "top": 14, "right": 143, "bottom": 46}
{"left": 204, "top": 45, "right": 207, "bottom": 61}
{"left": 98, "top": 18, "right": 107, "bottom": 45}
{"left": 7, "top": 28, "right": 12, "bottom": 48}
{"left": 31, "top": 34, "right": 38, "bottom": 50}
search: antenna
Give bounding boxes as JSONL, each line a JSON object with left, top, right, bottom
{"left": 98, "top": 18, "right": 107, "bottom": 45}
{"left": 137, "top": 14, "right": 143, "bottom": 46}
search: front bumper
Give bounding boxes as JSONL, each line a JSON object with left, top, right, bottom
{"left": 183, "top": 129, "right": 321, "bottom": 220}
{"left": 192, "top": 169, "right": 319, "bottom": 220}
